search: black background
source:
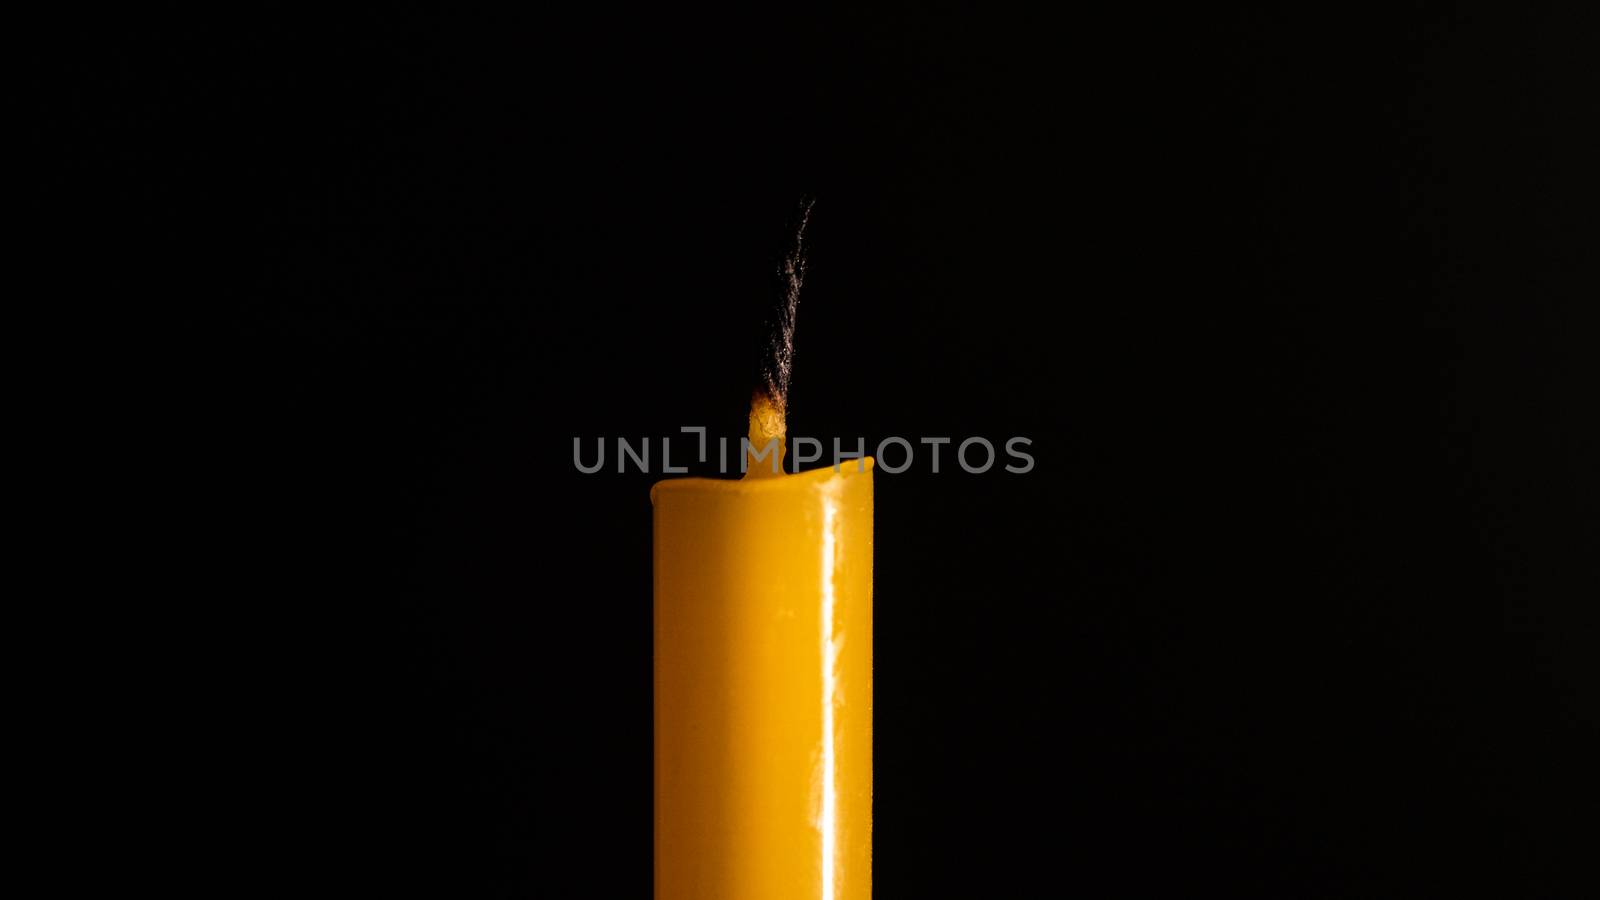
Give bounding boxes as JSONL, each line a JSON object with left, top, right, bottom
{"left": 133, "top": 4, "right": 1599, "bottom": 896}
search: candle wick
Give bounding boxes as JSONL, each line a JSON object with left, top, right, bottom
{"left": 747, "top": 197, "right": 813, "bottom": 477}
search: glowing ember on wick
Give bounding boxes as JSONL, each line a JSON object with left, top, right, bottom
{"left": 746, "top": 198, "right": 812, "bottom": 477}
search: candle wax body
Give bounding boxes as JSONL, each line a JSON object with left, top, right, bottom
{"left": 652, "top": 461, "right": 873, "bottom": 900}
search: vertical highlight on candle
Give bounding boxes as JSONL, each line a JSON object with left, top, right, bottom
{"left": 819, "top": 492, "right": 839, "bottom": 900}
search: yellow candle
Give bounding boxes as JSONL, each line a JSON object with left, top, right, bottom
{"left": 652, "top": 399, "right": 873, "bottom": 899}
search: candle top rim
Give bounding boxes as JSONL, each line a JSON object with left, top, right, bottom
{"left": 650, "top": 457, "right": 874, "bottom": 502}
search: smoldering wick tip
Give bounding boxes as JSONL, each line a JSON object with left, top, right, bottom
{"left": 746, "top": 198, "right": 814, "bottom": 476}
